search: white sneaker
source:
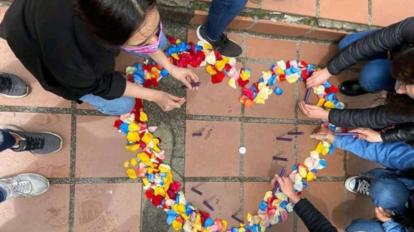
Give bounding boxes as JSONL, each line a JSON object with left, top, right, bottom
{"left": 0, "top": 173, "right": 49, "bottom": 199}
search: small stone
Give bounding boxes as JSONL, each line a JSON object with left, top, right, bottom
{"left": 239, "top": 147, "right": 247, "bottom": 155}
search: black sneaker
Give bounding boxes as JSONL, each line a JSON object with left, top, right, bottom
{"left": 339, "top": 80, "right": 368, "bottom": 96}
{"left": 196, "top": 25, "right": 242, "bottom": 58}
{"left": 345, "top": 176, "right": 371, "bottom": 196}
{"left": 3, "top": 125, "right": 63, "bottom": 155}
{"left": 0, "top": 73, "right": 29, "bottom": 98}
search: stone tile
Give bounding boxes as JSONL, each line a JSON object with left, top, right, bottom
{"left": 297, "top": 182, "right": 346, "bottom": 231}
{"left": 246, "top": 37, "right": 297, "bottom": 60}
{"left": 261, "top": 0, "right": 317, "bottom": 17}
{"left": 297, "top": 125, "right": 345, "bottom": 177}
{"left": 76, "top": 115, "right": 135, "bottom": 177}
{"left": 299, "top": 42, "right": 338, "bottom": 66}
{"left": 372, "top": 0, "right": 414, "bottom": 26}
{"left": 186, "top": 68, "right": 242, "bottom": 117}
{"left": 250, "top": 20, "right": 312, "bottom": 37}
{"left": 185, "top": 182, "right": 242, "bottom": 228}
{"left": 0, "top": 38, "right": 71, "bottom": 108}
{"left": 344, "top": 191, "right": 375, "bottom": 226}
{"left": 306, "top": 28, "right": 348, "bottom": 41}
{"left": 244, "top": 63, "right": 297, "bottom": 119}
{"left": 319, "top": 0, "right": 369, "bottom": 24}
{"left": 74, "top": 183, "right": 141, "bottom": 232}
{"left": 0, "top": 112, "right": 71, "bottom": 178}
{"left": 185, "top": 120, "right": 240, "bottom": 177}
{"left": 0, "top": 184, "right": 69, "bottom": 232}
{"left": 244, "top": 123, "right": 295, "bottom": 177}
{"left": 244, "top": 182, "right": 294, "bottom": 232}
{"left": 346, "top": 153, "right": 382, "bottom": 176}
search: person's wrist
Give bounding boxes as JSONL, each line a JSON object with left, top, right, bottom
{"left": 324, "top": 67, "right": 332, "bottom": 76}
{"left": 148, "top": 90, "right": 162, "bottom": 102}
{"left": 322, "top": 110, "right": 329, "bottom": 121}
{"left": 287, "top": 193, "right": 301, "bottom": 204}
{"left": 164, "top": 62, "right": 175, "bottom": 72}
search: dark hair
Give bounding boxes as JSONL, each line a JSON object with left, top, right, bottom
{"left": 76, "top": 0, "right": 157, "bottom": 46}
{"left": 391, "top": 47, "right": 414, "bottom": 84}
{"left": 384, "top": 47, "right": 414, "bottom": 113}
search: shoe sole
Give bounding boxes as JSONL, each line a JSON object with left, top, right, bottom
{"left": 344, "top": 176, "right": 358, "bottom": 194}
{"left": 0, "top": 125, "right": 63, "bottom": 154}
{"left": 196, "top": 25, "right": 238, "bottom": 58}
{"left": 0, "top": 173, "right": 50, "bottom": 198}
{"left": 0, "top": 85, "right": 30, "bottom": 99}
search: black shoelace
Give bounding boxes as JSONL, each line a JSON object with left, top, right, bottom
{"left": 0, "top": 76, "right": 11, "bottom": 92}
{"left": 23, "top": 137, "right": 45, "bottom": 151}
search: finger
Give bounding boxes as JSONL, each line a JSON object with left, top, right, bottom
{"left": 299, "top": 102, "right": 309, "bottom": 115}
{"left": 170, "top": 95, "right": 184, "bottom": 102}
{"left": 170, "top": 101, "right": 182, "bottom": 109}
{"left": 350, "top": 129, "right": 364, "bottom": 134}
{"left": 306, "top": 76, "right": 316, "bottom": 88}
{"left": 189, "top": 71, "right": 199, "bottom": 82}
{"left": 182, "top": 79, "right": 193, "bottom": 89}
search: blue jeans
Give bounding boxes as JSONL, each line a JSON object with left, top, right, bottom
{"left": 0, "top": 187, "right": 6, "bottom": 203}
{"left": 338, "top": 30, "right": 395, "bottom": 92}
{"left": 0, "top": 130, "right": 16, "bottom": 152}
{"left": 205, "top": 0, "right": 247, "bottom": 40}
{"left": 346, "top": 169, "right": 412, "bottom": 232}
{"left": 81, "top": 33, "right": 170, "bottom": 115}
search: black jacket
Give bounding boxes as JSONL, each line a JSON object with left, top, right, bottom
{"left": 294, "top": 198, "right": 338, "bottom": 232}
{"left": 326, "top": 17, "right": 414, "bottom": 143}
{"left": 2, "top": 0, "right": 126, "bottom": 101}
{"left": 327, "top": 17, "right": 414, "bottom": 75}
{"left": 329, "top": 106, "right": 414, "bottom": 143}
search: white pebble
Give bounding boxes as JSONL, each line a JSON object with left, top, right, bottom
{"left": 239, "top": 147, "right": 247, "bottom": 155}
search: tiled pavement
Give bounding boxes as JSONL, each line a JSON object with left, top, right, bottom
{"left": 0, "top": 0, "right": 411, "bottom": 232}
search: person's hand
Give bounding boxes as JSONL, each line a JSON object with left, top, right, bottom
{"left": 375, "top": 207, "right": 392, "bottom": 223}
{"left": 350, "top": 128, "right": 383, "bottom": 143}
{"left": 310, "top": 129, "right": 335, "bottom": 143}
{"left": 299, "top": 101, "right": 329, "bottom": 121}
{"left": 271, "top": 175, "right": 301, "bottom": 203}
{"left": 169, "top": 66, "right": 199, "bottom": 90}
{"left": 306, "top": 68, "right": 332, "bottom": 88}
{"left": 151, "top": 91, "right": 185, "bottom": 111}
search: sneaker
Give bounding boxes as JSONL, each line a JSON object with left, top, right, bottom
{"left": 196, "top": 25, "right": 242, "bottom": 58}
{"left": 0, "top": 73, "right": 29, "bottom": 98}
{"left": 3, "top": 125, "right": 63, "bottom": 154}
{"left": 345, "top": 176, "right": 371, "bottom": 196}
{"left": 0, "top": 173, "right": 49, "bottom": 199}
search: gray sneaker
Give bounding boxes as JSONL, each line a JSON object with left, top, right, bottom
{"left": 0, "top": 173, "right": 49, "bottom": 199}
{"left": 3, "top": 125, "right": 63, "bottom": 154}
{"left": 0, "top": 73, "right": 29, "bottom": 98}
{"left": 196, "top": 25, "right": 243, "bottom": 58}
{"left": 345, "top": 176, "right": 371, "bottom": 196}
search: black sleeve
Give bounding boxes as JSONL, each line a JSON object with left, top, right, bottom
{"left": 381, "top": 125, "right": 414, "bottom": 143}
{"left": 327, "top": 17, "right": 414, "bottom": 75}
{"left": 328, "top": 105, "right": 413, "bottom": 129}
{"left": 42, "top": 37, "right": 126, "bottom": 100}
{"left": 294, "top": 198, "right": 338, "bottom": 232}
